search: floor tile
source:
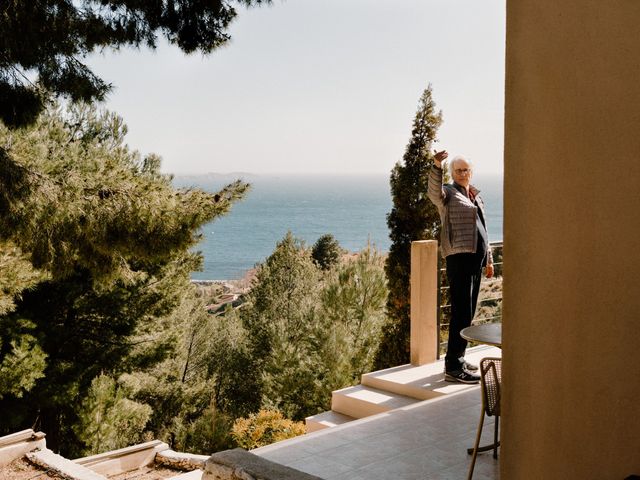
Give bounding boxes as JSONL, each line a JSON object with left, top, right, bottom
{"left": 253, "top": 388, "right": 500, "bottom": 480}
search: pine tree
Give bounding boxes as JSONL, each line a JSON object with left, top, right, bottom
{"left": 374, "top": 85, "right": 444, "bottom": 369}
{"left": 240, "top": 235, "right": 389, "bottom": 419}
{"left": 124, "top": 294, "right": 259, "bottom": 454}
{"left": 74, "top": 374, "right": 152, "bottom": 455}
{"left": 318, "top": 245, "right": 387, "bottom": 387}
{"left": 0, "top": 104, "right": 248, "bottom": 454}
{"left": 0, "top": 1, "right": 270, "bottom": 128}
{"left": 241, "top": 232, "right": 322, "bottom": 419}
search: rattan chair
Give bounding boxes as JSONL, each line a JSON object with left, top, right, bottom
{"left": 467, "top": 357, "right": 502, "bottom": 480}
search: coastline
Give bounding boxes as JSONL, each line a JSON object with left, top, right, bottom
{"left": 184, "top": 171, "right": 502, "bottom": 281}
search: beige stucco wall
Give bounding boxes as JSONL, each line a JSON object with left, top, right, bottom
{"left": 502, "top": 1, "right": 640, "bottom": 478}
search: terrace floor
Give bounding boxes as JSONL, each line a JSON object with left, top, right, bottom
{"left": 254, "top": 372, "right": 500, "bottom": 479}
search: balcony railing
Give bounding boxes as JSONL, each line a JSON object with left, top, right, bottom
{"left": 436, "top": 241, "right": 503, "bottom": 358}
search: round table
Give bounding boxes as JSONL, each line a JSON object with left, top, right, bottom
{"left": 460, "top": 322, "right": 502, "bottom": 347}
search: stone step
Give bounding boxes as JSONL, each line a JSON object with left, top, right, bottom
{"left": 331, "top": 384, "right": 418, "bottom": 419}
{"left": 305, "top": 410, "right": 356, "bottom": 432}
{"left": 28, "top": 449, "right": 107, "bottom": 480}
{"left": 361, "top": 345, "right": 501, "bottom": 400}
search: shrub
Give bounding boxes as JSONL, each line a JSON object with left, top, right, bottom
{"left": 231, "top": 409, "right": 305, "bottom": 449}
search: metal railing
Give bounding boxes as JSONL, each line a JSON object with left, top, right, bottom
{"left": 436, "top": 241, "right": 503, "bottom": 358}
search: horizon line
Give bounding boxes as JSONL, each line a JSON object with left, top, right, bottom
{"left": 167, "top": 170, "right": 505, "bottom": 177}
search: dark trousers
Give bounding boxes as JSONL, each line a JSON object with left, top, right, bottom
{"left": 445, "top": 253, "right": 483, "bottom": 372}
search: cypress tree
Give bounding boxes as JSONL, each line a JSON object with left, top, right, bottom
{"left": 311, "top": 233, "right": 342, "bottom": 271}
{"left": 374, "top": 85, "right": 444, "bottom": 369}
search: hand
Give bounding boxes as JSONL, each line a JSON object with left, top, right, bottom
{"left": 486, "top": 264, "right": 494, "bottom": 279}
{"left": 433, "top": 149, "right": 448, "bottom": 168}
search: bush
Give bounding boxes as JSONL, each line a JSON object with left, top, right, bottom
{"left": 231, "top": 409, "right": 305, "bottom": 449}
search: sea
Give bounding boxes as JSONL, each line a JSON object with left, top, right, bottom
{"left": 172, "top": 174, "right": 504, "bottom": 281}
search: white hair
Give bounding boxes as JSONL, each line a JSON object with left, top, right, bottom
{"left": 449, "top": 155, "right": 473, "bottom": 174}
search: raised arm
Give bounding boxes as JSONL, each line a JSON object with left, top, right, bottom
{"left": 427, "top": 150, "right": 449, "bottom": 208}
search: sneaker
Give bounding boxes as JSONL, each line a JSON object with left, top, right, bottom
{"left": 445, "top": 369, "right": 481, "bottom": 384}
{"left": 462, "top": 359, "right": 478, "bottom": 372}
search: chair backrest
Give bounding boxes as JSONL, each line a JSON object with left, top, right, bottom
{"left": 480, "top": 357, "right": 502, "bottom": 417}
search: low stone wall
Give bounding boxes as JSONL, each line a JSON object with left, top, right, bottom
{"left": 28, "top": 449, "right": 107, "bottom": 480}
{"left": 73, "top": 440, "right": 169, "bottom": 477}
{"left": 156, "top": 449, "right": 209, "bottom": 471}
{"left": 0, "top": 429, "right": 47, "bottom": 467}
{"left": 203, "top": 449, "right": 322, "bottom": 480}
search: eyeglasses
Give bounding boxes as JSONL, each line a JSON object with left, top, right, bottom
{"left": 454, "top": 168, "right": 472, "bottom": 175}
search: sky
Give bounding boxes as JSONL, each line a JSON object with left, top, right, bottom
{"left": 86, "top": 0, "right": 506, "bottom": 176}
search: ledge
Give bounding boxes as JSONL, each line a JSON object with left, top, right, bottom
{"left": 73, "top": 440, "right": 169, "bottom": 477}
{"left": 0, "top": 429, "right": 47, "bottom": 467}
{"left": 28, "top": 449, "right": 107, "bottom": 480}
{"left": 204, "top": 448, "right": 323, "bottom": 480}
{"left": 156, "top": 449, "right": 209, "bottom": 470}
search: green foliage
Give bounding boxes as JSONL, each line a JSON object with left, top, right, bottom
{"left": 74, "top": 374, "right": 152, "bottom": 455}
{"left": 124, "top": 367, "right": 216, "bottom": 452}
{"left": 240, "top": 233, "right": 388, "bottom": 421}
{"left": 170, "top": 404, "right": 236, "bottom": 455}
{"left": 0, "top": 105, "right": 248, "bottom": 283}
{"left": 126, "top": 338, "right": 239, "bottom": 455}
{"left": 311, "top": 234, "right": 342, "bottom": 270}
{"left": 0, "top": 242, "right": 49, "bottom": 399}
{"left": 0, "top": 105, "right": 248, "bottom": 454}
{"left": 244, "top": 233, "right": 320, "bottom": 353}
{"left": 0, "top": 1, "right": 270, "bottom": 128}
{"left": 207, "top": 312, "right": 262, "bottom": 419}
{"left": 318, "top": 245, "right": 388, "bottom": 390}
{"left": 231, "top": 409, "right": 305, "bottom": 450}
{"left": 375, "top": 85, "right": 444, "bottom": 369}
{"left": 0, "top": 241, "right": 46, "bottom": 316}
{"left": 118, "top": 291, "right": 258, "bottom": 455}
{"left": 155, "top": 289, "right": 261, "bottom": 421}
{"left": 0, "top": 329, "right": 47, "bottom": 400}
{"left": 241, "top": 232, "right": 323, "bottom": 419}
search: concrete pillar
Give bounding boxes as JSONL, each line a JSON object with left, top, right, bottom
{"left": 410, "top": 240, "right": 439, "bottom": 365}
{"left": 503, "top": 1, "right": 640, "bottom": 477}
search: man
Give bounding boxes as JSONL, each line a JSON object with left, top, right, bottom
{"left": 427, "top": 151, "right": 494, "bottom": 384}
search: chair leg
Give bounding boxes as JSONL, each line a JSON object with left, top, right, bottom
{"left": 493, "top": 415, "right": 500, "bottom": 459}
{"left": 467, "top": 411, "right": 486, "bottom": 480}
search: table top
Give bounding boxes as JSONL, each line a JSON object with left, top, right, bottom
{"left": 460, "top": 322, "right": 502, "bottom": 347}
